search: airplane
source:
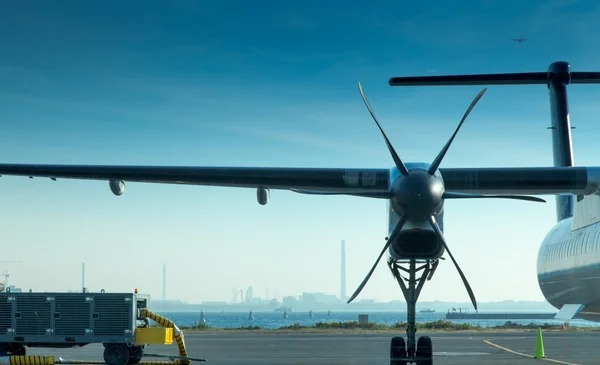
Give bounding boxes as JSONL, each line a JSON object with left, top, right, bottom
{"left": 2, "top": 61, "right": 600, "bottom": 364}
{"left": 510, "top": 35, "right": 530, "bottom": 43}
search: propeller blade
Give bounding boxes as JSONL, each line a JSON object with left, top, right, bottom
{"left": 347, "top": 216, "right": 407, "bottom": 303}
{"left": 426, "top": 215, "right": 478, "bottom": 310}
{"left": 427, "top": 88, "right": 487, "bottom": 175}
{"left": 358, "top": 82, "right": 410, "bottom": 176}
{"left": 443, "top": 192, "right": 546, "bottom": 203}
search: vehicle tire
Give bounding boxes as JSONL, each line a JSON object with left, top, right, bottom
{"left": 103, "top": 344, "right": 130, "bottom": 365}
{"left": 127, "top": 345, "right": 144, "bottom": 365}
{"left": 2, "top": 343, "right": 26, "bottom": 356}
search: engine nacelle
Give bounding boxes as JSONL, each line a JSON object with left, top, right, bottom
{"left": 109, "top": 180, "right": 126, "bottom": 196}
{"left": 257, "top": 187, "right": 270, "bottom": 205}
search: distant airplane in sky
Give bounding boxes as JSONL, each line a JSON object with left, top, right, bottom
{"left": 510, "top": 35, "right": 530, "bottom": 43}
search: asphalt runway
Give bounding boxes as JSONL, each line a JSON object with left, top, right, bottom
{"left": 25, "top": 331, "right": 600, "bottom": 365}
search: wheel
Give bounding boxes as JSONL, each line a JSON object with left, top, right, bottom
{"left": 103, "top": 344, "right": 130, "bottom": 365}
{"left": 390, "top": 336, "right": 407, "bottom": 365}
{"left": 2, "top": 343, "right": 26, "bottom": 356}
{"left": 127, "top": 346, "right": 144, "bottom": 365}
{"left": 416, "top": 336, "right": 433, "bottom": 365}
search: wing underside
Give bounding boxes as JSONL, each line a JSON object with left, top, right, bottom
{"left": 0, "top": 164, "right": 596, "bottom": 196}
{"left": 0, "top": 164, "right": 390, "bottom": 192}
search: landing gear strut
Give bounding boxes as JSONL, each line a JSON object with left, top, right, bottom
{"left": 388, "top": 258, "right": 439, "bottom": 365}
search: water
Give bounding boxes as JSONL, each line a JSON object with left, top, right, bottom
{"left": 155, "top": 311, "right": 600, "bottom": 329}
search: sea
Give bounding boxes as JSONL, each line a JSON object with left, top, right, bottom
{"left": 154, "top": 310, "right": 600, "bottom": 329}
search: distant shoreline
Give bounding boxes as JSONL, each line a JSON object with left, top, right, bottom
{"left": 181, "top": 327, "right": 599, "bottom": 334}
{"left": 177, "top": 320, "right": 595, "bottom": 333}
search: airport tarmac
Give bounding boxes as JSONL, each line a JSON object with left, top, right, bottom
{"left": 26, "top": 331, "right": 600, "bottom": 365}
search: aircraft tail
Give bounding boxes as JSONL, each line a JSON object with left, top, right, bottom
{"left": 388, "top": 61, "right": 600, "bottom": 222}
{"left": 546, "top": 63, "right": 575, "bottom": 222}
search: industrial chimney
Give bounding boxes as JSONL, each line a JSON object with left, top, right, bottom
{"left": 82, "top": 262, "right": 85, "bottom": 292}
{"left": 162, "top": 263, "right": 166, "bottom": 302}
{"left": 341, "top": 240, "right": 347, "bottom": 302}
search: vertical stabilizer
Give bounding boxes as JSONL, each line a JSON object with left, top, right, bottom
{"left": 547, "top": 62, "right": 575, "bottom": 222}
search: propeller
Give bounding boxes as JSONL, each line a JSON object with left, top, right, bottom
{"left": 427, "top": 215, "right": 477, "bottom": 310}
{"left": 348, "top": 83, "right": 545, "bottom": 308}
{"left": 427, "top": 88, "right": 487, "bottom": 175}
{"left": 346, "top": 216, "right": 407, "bottom": 303}
{"left": 358, "top": 82, "right": 409, "bottom": 176}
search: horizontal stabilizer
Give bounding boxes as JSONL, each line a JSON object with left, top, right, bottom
{"left": 554, "top": 304, "right": 585, "bottom": 320}
{"left": 389, "top": 72, "right": 600, "bottom": 86}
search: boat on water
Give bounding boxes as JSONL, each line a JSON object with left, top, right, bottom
{"left": 420, "top": 309, "right": 436, "bottom": 313}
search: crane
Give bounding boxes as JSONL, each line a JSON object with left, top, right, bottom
{"left": 0, "top": 261, "right": 24, "bottom": 289}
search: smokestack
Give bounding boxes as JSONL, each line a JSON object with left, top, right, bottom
{"left": 162, "top": 263, "right": 166, "bottom": 303}
{"left": 341, "top": 240, "right": 346, "bottom": 302}
{"left": 82, "top": 262, "right": 85, "bottom": 291}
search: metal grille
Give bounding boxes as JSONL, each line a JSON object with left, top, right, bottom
{"left": 15, "top": 294, "right": 51, "bottom": 336}
{"left": 0, "top": 295, "right": 11, "bottom": 334}
{"left": 54, "top": 295, "right": 90, "bottom": 336}
{"left": 93, "top": 294, "right": 132, "bottom": 336}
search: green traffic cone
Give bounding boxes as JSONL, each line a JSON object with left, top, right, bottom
{"left": 534, "top": 327, "right": 545, "bottom": 358}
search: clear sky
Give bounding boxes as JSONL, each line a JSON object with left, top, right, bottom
{"left": 1, "top": 0, "right": 600, "bottom": 304}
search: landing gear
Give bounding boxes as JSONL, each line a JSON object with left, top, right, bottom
{"left": 388, "top": 258, "right": 438, "bottom": 365}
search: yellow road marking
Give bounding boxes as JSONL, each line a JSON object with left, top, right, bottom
{"left": 483, "top": 339, "right": 580, "bottom": 365}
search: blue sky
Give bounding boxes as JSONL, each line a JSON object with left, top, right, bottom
{"left": 1, "top": 0, "right": 600, "bottom": 304}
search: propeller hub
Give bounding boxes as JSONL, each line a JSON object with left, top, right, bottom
{"left": 391, "top": 169, "right": 444, "bottom": 220}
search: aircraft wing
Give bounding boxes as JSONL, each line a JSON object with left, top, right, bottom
{"left": 0, "top": 164, "right": 391, "bottom": 192}
{"left": 0, "top": 164, "right": 598, "bottom": 197}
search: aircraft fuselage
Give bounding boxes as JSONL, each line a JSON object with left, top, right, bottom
{"left": 537, "top": 217, "right": 600, "bottom": 322}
